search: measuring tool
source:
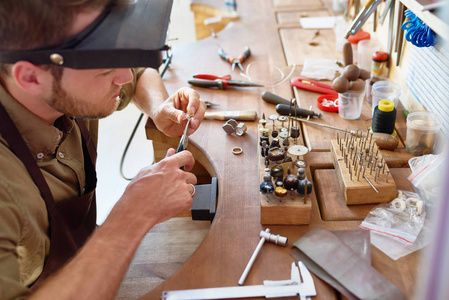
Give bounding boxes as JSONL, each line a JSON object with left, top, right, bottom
{"left": 162, "top": 261, "right": 316, "bottom": 300}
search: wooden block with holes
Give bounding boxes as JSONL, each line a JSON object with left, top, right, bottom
{"left": 330, "top": 139, "right": 396, "bottom": 205}
{"left": 258, "top": 124, "right": 311, "bottom": 225}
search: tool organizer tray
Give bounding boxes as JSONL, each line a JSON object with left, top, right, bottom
{"left": 330, "top": 137, "right": 396, "bottom": 205}
{"left": 258, "top": 124, "right": 312, "bottom": 225}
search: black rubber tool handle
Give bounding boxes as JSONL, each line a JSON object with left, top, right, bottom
{"left": 262, "top": 91, "right": 321, "bottom": 118}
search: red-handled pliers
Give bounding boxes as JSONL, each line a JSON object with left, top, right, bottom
{"left": 188, "top": 74, "right": 263, "bottom": 90}
{"left": 291, "top": 77, "right": 338, "bottom": 95}
{"left": 218, "top": 47, "right": 251, "bottom": 72}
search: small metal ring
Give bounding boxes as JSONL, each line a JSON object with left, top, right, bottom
{"left": 232, "top": 147, "right": 243, "bottom": 155}
{"left": 188, "top": 183, "right": 196, "bottom": 197}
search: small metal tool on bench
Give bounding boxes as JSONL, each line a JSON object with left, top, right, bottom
{"left": 238, "top": 228, "right": 288, "bottom": 286}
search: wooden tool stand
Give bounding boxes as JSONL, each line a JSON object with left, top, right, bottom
{"left": 330, "top": 136, "right": 396, "bottom": 205}
{"left": 258, "top": 125, "right": 312, "bottom": 225}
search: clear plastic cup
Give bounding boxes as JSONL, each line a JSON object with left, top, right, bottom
{"left": 406, "top": 111, "right": 442, "bottom": 156}
{"left": 371, "top": 80, "right": 401, "bottom": 115}
{"left": 357, "top": 39, "right": 380, "bottom": 71}
{"left": 338, "top": 89, "right": 365, "bottom": 120}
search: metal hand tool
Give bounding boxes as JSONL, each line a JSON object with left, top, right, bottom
{"left": 344, "top": 0, "right": 382, "bottom": 38}
{"left": 203, "top": 100, "right": 219, "bottom": 108}
{"left": 204, "top": 110, "right": 257, "bottom": 121}
{"left": 262, "top": 91, "right": 322, "bottom": 118}
{"left": 238, "top": 229, "right": 287, "bottom": 286}
{"left": 188, "top": 74, "right": 263, "bottom": 90}
{"left": 275, "top": 104, "right": 322, "bottom": 119}
{"left": 218, "top": 46, "right": 251, "bottom": 71}
{"left": 285, "top": 116, "right": 398, "bottom": 150}
{"left": 162, "top": 261, "right": 316, "bottom": 300}
{"left": 176, "top": 117, "right": 191, "bottom": 153}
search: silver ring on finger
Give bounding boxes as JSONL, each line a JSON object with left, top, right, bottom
{"left": 188, "top": 183, "right": 196, "bottom": 197}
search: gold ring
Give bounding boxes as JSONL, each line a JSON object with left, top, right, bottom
{"left": 232, "top": 147, "right": 243, "bottom": 155}
{"left": 188, "top": 183, "right": 196, "bottom": 197}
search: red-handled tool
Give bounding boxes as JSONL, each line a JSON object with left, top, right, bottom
{"left": 193, "top": 74, "right": 232, "bottom": 80}
{"left": 291, "top": 77, "right": 338, "bottom": 95}
{"left": 188, "top": 74, "right": 263, "bottom": 90}
{"left": 218, "top": 47, "right": 251, "bottom": 71}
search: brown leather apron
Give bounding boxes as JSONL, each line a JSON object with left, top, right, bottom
{"left": 0, "top": 102, "right": 97, "bottom": 289}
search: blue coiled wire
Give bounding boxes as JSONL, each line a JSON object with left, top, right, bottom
{"left": 401, "top": 10, "right": 437, "bottom": 47}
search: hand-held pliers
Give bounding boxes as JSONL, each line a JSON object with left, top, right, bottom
{"left": 176, "top": 117, "right": 191, "bottom": 153}
{"left": 218, "top": 46, "right": 251, "bottom": 71}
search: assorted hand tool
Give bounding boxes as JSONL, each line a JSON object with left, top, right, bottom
{"left": 176, "top": 117, "right": 191, "bottom": 153}
{"left": 162, "top": 261, "right": 316, "bottom": 300}
{"left": 290, "top": 78, "right": 337, "bottom": 95}
{"left": 261, "top": 91, "right": 322, "bottom": 118}
{"left": 344, "top": 0, "right": 383, "bottom": 38}
{"left": 205, "top": 110, "right": 257, "bottom": 121}
{"left": 238, "top": 229, "right": 288, "bottom": 286}
{"left": 218, "top": 46, "right": 251, "bottom": 71}
{"left": 188, "top": 74, "right": 263, "bottom": 89}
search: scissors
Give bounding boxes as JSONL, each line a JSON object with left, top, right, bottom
{"left": 176, "top": 117, "right": 191, "bottom": 153}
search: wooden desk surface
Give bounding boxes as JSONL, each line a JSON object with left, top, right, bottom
{"left": 140, "top": 1, "right": 419, "bottom": 299}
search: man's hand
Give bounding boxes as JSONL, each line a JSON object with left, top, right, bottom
{"left": 152, "top": 87, "right": 206, "bottom": 137}
{"left": 113, "top": 148, "right": 196, "bottom": 230}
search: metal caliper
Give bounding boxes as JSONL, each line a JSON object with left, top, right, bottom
{"left": 161, "top": 261, "right": 316, "bottom": 300}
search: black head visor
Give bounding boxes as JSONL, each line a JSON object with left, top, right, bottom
{"left": 0, "top": 0, "right": 173, "bottom": 69}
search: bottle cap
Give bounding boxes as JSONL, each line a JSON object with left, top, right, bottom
{"left": 372, "top": 51, "right": 389, "bottom": 62}
{"left": 347, "top": 30, "right": 371, "bottom": 44}
{"left": 378, "top": 99, "right": 395, "bottom": 112}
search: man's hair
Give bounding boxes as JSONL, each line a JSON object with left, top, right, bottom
{"left": 0, "top": 0, "right": 113, "bottom": 78}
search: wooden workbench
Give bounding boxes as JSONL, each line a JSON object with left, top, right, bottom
{"left": 139, "top": 0, "right": 419, "bottom": 299}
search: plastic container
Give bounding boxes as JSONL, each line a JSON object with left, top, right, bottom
{"left": 338, "top": 89, "right": 365, "bottom": 120}
{"left": 357, "top": 39, "right": 380, "bottom": 71}
{"left": 371, "top": 80, "right": 401, "bottom": 115}
{"left": 347, "top": 30, "right": 371, "bottom": 65}
{"left": 406, "top": 111, "right": 442, "bottom": 156}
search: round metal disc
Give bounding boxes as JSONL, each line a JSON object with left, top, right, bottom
{"left": 268, "top": 114, "right": 279, "bottom": 121}
{"left": 288, "top": 145, "right": 309, "bottom": 156}
{"left": 294, "top": 160, "right": 307, "bottom": 168}
{"left": 278, "top": 116, "right": 288, "bottom": 122}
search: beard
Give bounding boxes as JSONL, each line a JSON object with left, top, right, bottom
{"left": 45, "top": 76, "right": 120, "bottom": 120}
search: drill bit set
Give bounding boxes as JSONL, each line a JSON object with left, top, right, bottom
{"left": 257, "top": 112, "right": 312, "bottom": 225}
{"left": 330, "top": 130, "right": 396, "bottom": 205}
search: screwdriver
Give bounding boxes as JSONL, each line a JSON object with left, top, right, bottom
{"left": 261, "top": 91, "right": 322, "bottom": 118}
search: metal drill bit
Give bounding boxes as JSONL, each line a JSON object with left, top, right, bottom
{"left": 364, "top": 175, "right": 379, "bottom": 193}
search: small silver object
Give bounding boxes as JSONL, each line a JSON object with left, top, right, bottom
{"left": 235, "top": 123, "right": 247, "bottom": 136}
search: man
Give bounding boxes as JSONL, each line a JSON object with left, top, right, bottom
{"left": 0, "top": 0, "right": 206, "bottom": 299}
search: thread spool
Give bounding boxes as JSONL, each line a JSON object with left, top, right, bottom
{"left": 371, "top": 99, "right": 396, "bottom": 134}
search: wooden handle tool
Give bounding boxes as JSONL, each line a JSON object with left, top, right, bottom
{"left": 204, "top": 110, "right": 257, "bottom": 121}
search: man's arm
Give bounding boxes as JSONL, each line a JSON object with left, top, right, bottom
{"left": 29, "top": 149, "right": 197, "bottom": 300}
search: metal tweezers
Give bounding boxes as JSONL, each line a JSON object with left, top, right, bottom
{"left": 176, "top": 117, "right": 191, "bottom": 153}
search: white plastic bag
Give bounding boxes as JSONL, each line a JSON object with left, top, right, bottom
{"left": 408, "top": 154, "right": 444, "bottom": 206}
{"left": 360, "top": 191, "right": 425, "bottom": 245}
